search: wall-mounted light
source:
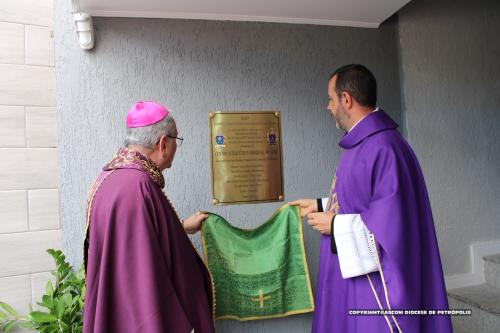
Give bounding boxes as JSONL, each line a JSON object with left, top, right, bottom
{"left": 73, "top": 12, "right": 94, "bottom": 50}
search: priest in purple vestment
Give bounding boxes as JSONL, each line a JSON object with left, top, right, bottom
{"left": 290, "top": 65, "right": 453, "bottom": 332}
{"left": 83, "top": 101, "right": 215, "bottom": 333}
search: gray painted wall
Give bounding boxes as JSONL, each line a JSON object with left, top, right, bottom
{"left": 397, "top": 0, "right": 500, "bottom": 276}
{"left": 55, "top": 0, "right": 402, "bottom": 331}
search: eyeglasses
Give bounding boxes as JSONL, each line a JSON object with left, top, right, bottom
{"left": 166, "top": 135, "right": 184, "bottom": 147}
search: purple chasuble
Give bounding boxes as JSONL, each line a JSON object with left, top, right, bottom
{"left": 84, "top": 148, "right": 214, "bottom": 333}
{"left": 312, "top": 111, "right": 452, "bottom": 333}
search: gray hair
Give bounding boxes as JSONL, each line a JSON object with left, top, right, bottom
{"left": 124, "top": 114, "right": 175, "bottom": 148}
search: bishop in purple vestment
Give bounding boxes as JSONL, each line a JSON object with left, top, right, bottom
{"left": 291, "top": 65, "right": 452, "bottom": 332}
{"left": 83, "top": 102, "right": 214, "bottom": 333}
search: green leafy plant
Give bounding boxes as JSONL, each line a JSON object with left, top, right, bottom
{"left": 0, "top": 249, "right": 85, "bottom": 333}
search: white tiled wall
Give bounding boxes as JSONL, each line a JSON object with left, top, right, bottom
{"left": 0, "top": 106, "right": 26, "bottom": 147}
{"left": 0, "top": 22, "right": 25, "bottom": 64}
{"left": 26, "top": 107, "right": 57, "bottom": 147}
{"left": 0, "top": 0, "right": 54, "bottom": 26}
{"left": 0, "top": 190, "right": 28, "bottom": 233}
{"left": 0, "top": 148, "right": 59, "bottom": 190}
{"left": 0, "top": 0, "right": 60, "bottom": 329}
{"left": 0, "top": 275, "right": 31, "bottom": 315}
{"left": 25, "top": 26, "right": 54, "bottom": 66}
{"left": 0, "top": 64, "right": 56, "bottom": 106}
{"left": 0, "top": 230, "right": 61, "bottom": 276}
{"left": 28, "top": 189, "right": 60, "bottom": 231}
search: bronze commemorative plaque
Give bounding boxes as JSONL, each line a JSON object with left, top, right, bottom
{"left": 209, "top": 111, "right": 284, "bottom": 205}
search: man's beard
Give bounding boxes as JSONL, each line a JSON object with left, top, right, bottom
{"left": 334, "top": 105, "right": 349, "bottom": 132}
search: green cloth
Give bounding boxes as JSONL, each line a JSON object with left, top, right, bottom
{"left": 201, "top": 205, "right": 314, "bottom": 321}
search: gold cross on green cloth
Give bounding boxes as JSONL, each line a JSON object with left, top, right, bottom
{"left": 252, "top": 289, "right": 272, "bottom": 308}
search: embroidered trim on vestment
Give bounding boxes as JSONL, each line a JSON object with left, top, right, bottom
{"left": 83, "top": 169, "right": 116, "bottom": 277}
{"left": 105, "top": 147, "right": 165, "bottom": 189}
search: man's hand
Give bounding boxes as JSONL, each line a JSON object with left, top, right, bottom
{"left": 288, "top": 199, "right": 318, "bottom": 217}
{"left": 183, "top": 211, "right": 209, "bottom": 234}
{"left": 307, "top": 211, "right": 335, "bottom": 235}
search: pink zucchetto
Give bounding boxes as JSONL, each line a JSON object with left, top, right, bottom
{"left": 126, "top": 101, "right": 169, "bottom": 128}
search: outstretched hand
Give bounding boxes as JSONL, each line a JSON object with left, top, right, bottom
{"left": 288, "top": 198, "right": 318, "bottom": 217}
{"left": 306, "top": 211, "right": 335, "bottom": 235}
{"left": 183, "top": 211, "right": 209, "bottom": 234}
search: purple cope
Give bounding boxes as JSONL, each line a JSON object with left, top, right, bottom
{"left": 312, "top": 110, "right": 453, "bottom": 332}
{"left": 83, "top": 148, "right": 214, "bottom": 333}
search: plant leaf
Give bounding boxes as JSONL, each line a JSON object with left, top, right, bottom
{"left": 59, "top": 319, "right": 69, "bottom": 331}
{"left": 37, "top": 301, "right": 50, "bottom": 310}
{"left": 41, "top": 295, "right": 53, "bottom": 308}
{"left": 56, "top": 256, "right": 64, "bottom": 267}
{"left": 0, "top": 302, "right": 18, "bottom": 317}
{"left": 19, "top": 320, "right": 36, "bottom": 329}
{"left": 29, "top": 311, "right": 57, "bottom": 323}
{"left": 2, "top": 320, "right": 17, "bottom": 332}
{"left": 40, "top": 325, "right": 57, "bottom": 333}
{"left": 25, "top": 249, "right": 85, "bottom": 332}
{"left": 46, "top": 281, "right": 54, "bottom": 298}
{"left": 62, "top": 293, "right": 72, "bottom": 307}
{"left": 56, "top": 299, "right": 65, "bottom": 318}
